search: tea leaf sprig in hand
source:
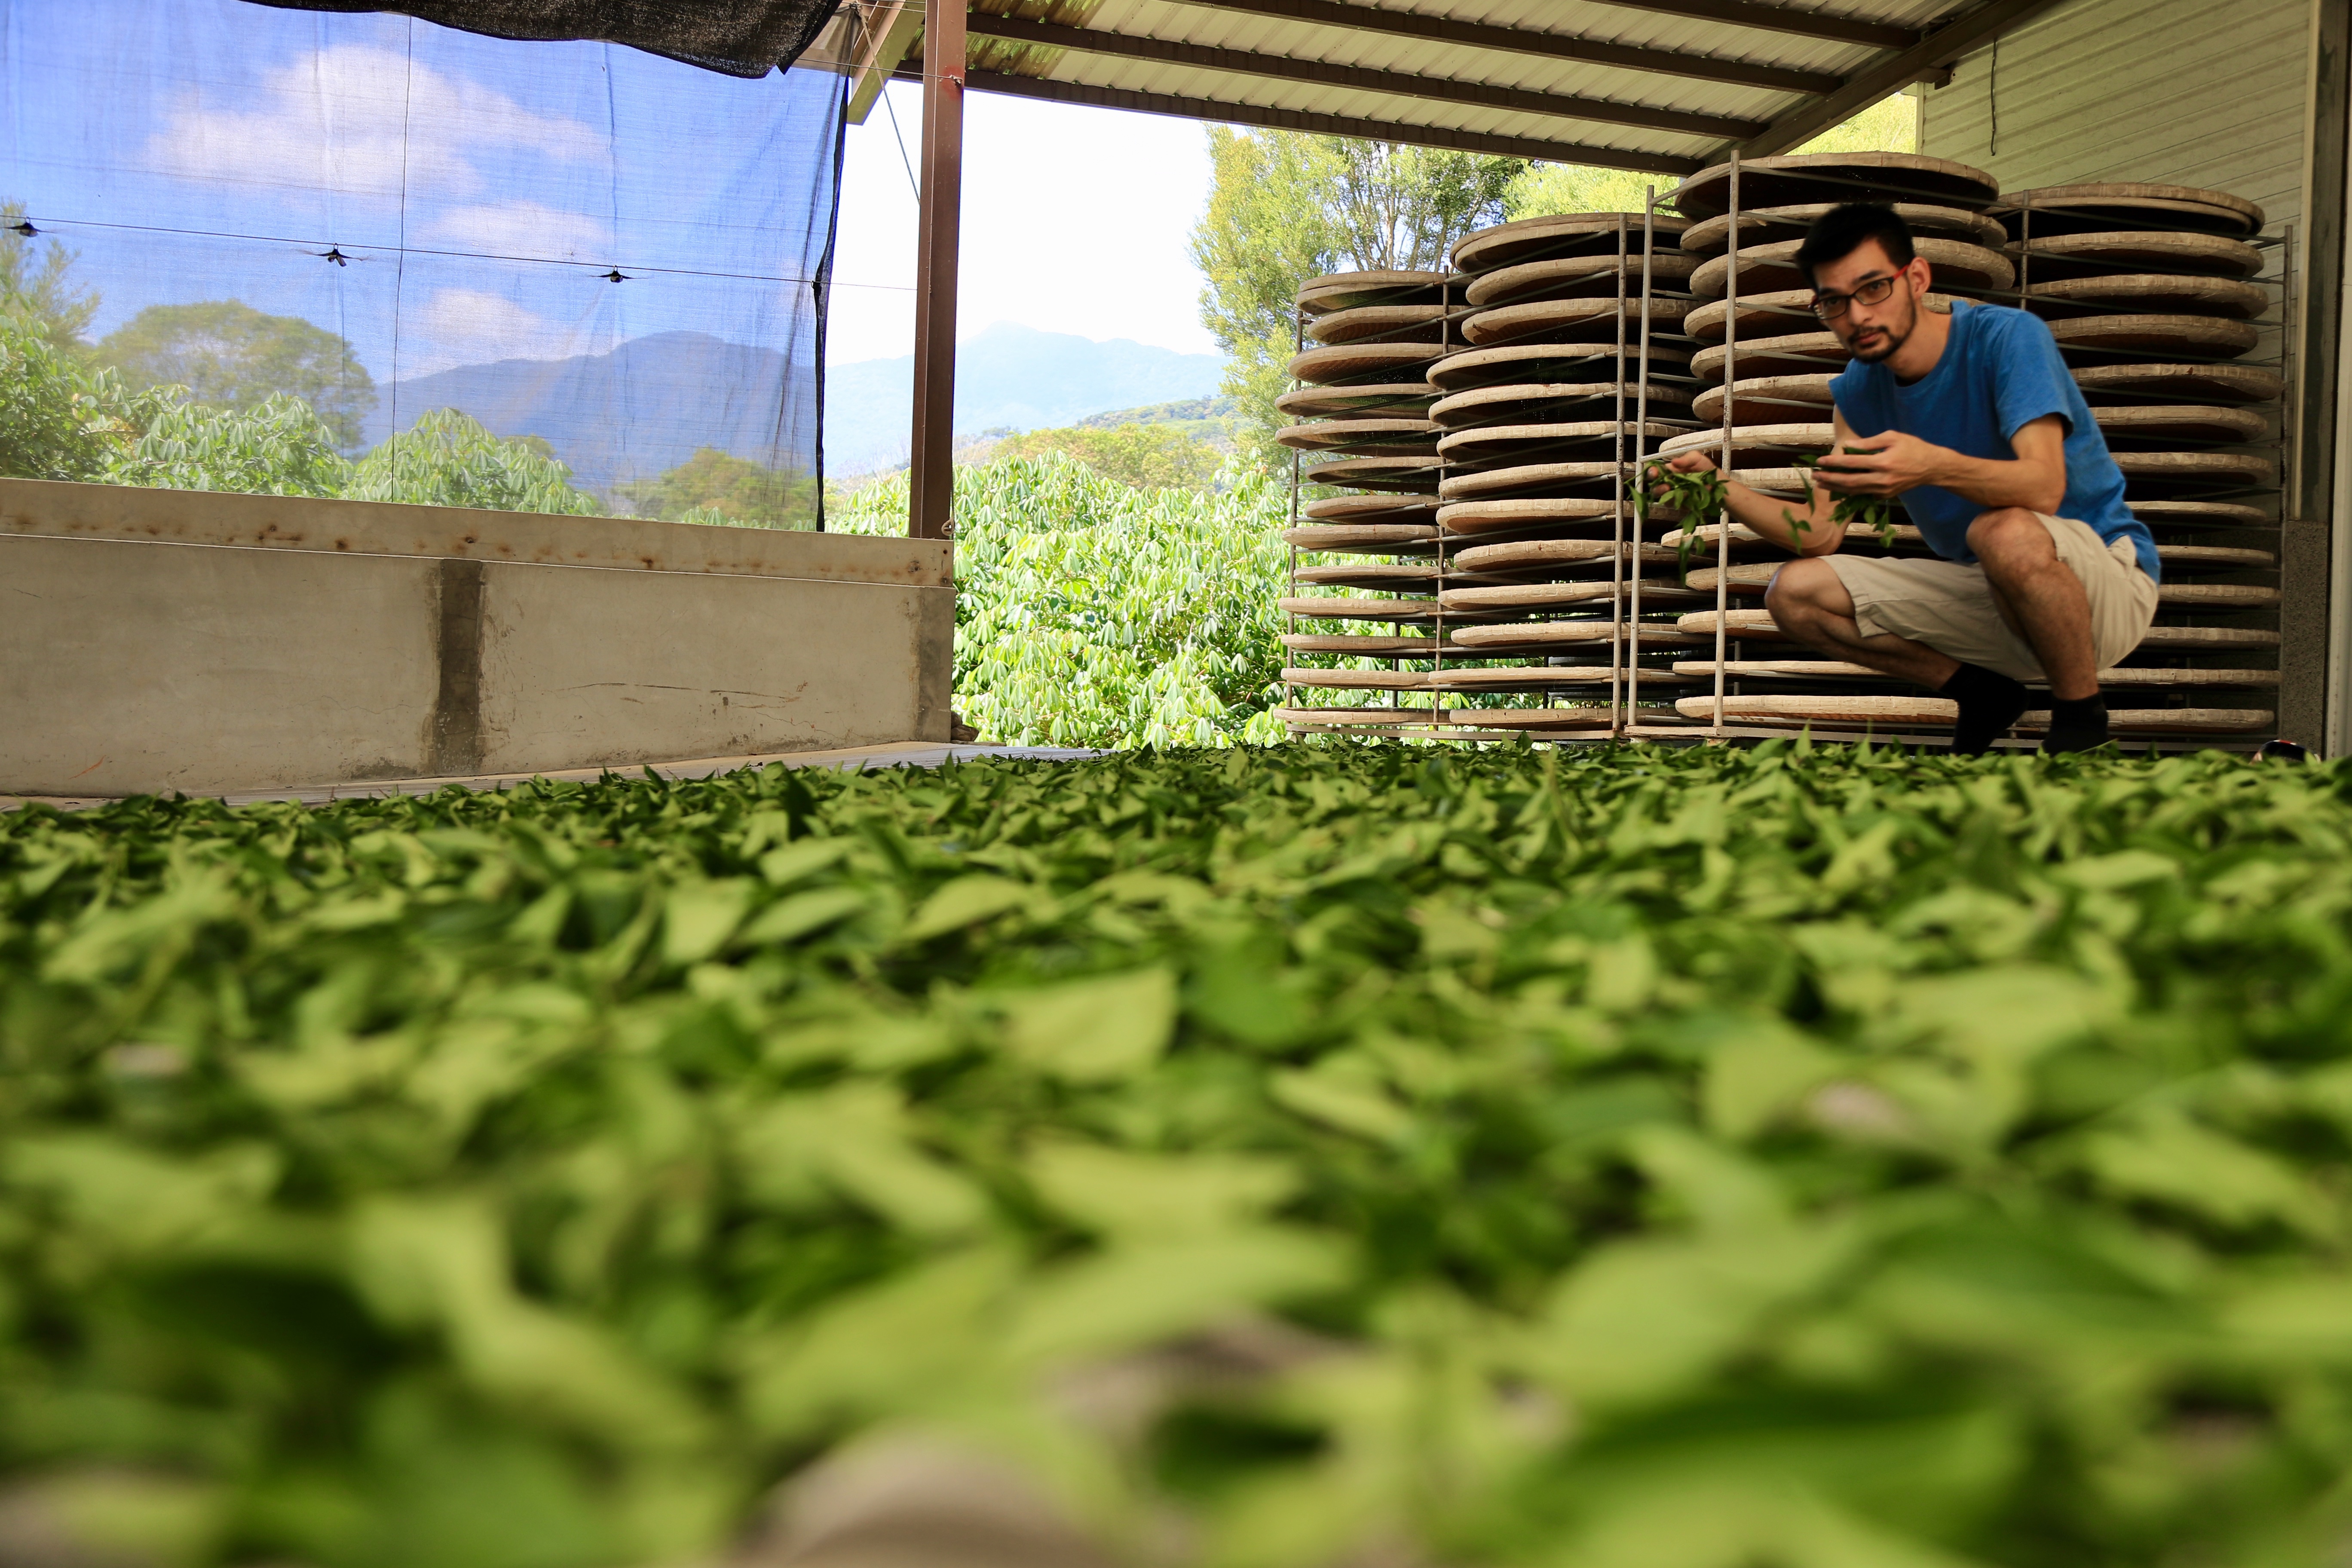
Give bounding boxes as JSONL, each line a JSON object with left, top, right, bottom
{"left": 1792, "top": 448, "right": 1900, "bottom": 548}
{"left": 1630, "top": 456, "right": 1730, "bottom": 574}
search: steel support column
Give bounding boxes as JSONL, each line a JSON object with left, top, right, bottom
{"left": 908, "top": 0, "right": 964, "bottom": 542}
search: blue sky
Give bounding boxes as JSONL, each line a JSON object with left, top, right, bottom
{"left": 2, "top": 0, "right": 838, "bottom": 378}
{"left": 2, "top": 0, "right": 1221, "bottom": 380}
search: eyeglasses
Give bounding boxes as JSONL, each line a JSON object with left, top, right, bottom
{"left": 1811, "top": 274, "right": 1900, "bottom": 320}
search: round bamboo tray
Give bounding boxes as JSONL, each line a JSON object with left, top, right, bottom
{"left": 2094, "top": 666, "right": 2281, "bottom": 688}
{"left": 1295, "top": 270, "right": 1449, "bottom": 315}
{"left": 2073, "top": 364, "right": 2284, "bottom": 404}
{"left": 1275, "top": 706, "right": 1432, "bottom": 728}
{"left": 1693, "top": 331, "right": 1850, "bottom": 383}
{"left": 1429, "top": 340, "right": 1692, "bottom": 391}
{"left": 2159, "top": 542, "right": 2276, "bottom": 567}
{"left": 1674, "top": 153, "right": 2001, "bottom": 220}
{"left": 1277, "top": 382, "right": 1438, "bottom": 419}
{"left": 2018, "top": 707, "right": 2276, "bottom": 733}
{"left": 1437, "top": 420, "right": 1687, "bottom": 466}
{"left": 1281, "top": 633, "right": 1446, "bottom": 655}
{"left": 2006, "top": 230, "right": 2263, "bottom": 279}
{"left": 1674, "top": 658, "right": 1888, "bottom": 680}
{"left": 1427, "top": 665, "right": 1663, "bottom": 691}
{"left": 1283, "top": 668, "right": 1438, "bottom": 691}
{"left": 1658, "top": 423, "right": 1837, "bottom": 460}
{"left": 1464, "top": 251, "right": 1698, "bottom": 308}
{"left": 1430, "top": 381, "right": 1689, "bottom": 429}
{"left": 2024, "top": 273, "right": 2268, "bottom": 320}
{"left": 1685, "top": 563, "right": 1779, "bottom": 595}
{"left": 1689, "top": 236, "right": 2014, "bottom": 300}
{"left": 2110, "top": 450, "right": 2278, "bottom": 493}
{"left": 1452, "top": 538, "right": 1674, "bottom": 573}
{"left": 1450, "top": 620, "right": 1642, "bottom": 648}
{"left": 1437, "top": 461, "right": 1623, "bottom": 501}
{"left": 2133, "top": 625, "right": 2280, "bottom": 648}
{"left": 1292, "top": 564, "right": 1442, "bottom": 590}
{"left": 1306, "top": 303, "right": 1456, "bottom": 346}
{"left": 1278, "top": 595, "right": 1441, "bottom": 620}
{"left": 1678, "top": 608, "right": 1788, "bottom": 640}
{"left": 1282, "top": 524, "right": 1439, "bottom": 552}
{"left": 1451, "top": 211, "right": 1689, "bottom": 273}
{"left": 1441, "top": 579, "right": 1703, "bottom": 610}
{"left": 1676, "top": 693, "right": 1958, "bottom": 726}
{"left": 1302, "top": 455, "right": 1444, "bottom": 491}
{"left": 2092, "top": 404, "right": 2269, "bottom": 445}
{"left": 1287, "top": 342, "right": 1446, "bottom": 385}
{"left": 1681, "top": 202, "right": 2006, "bottom": 257}
{"left": 1996, "top": 183, "right": 2265, "bottom": 237}
{"left": 2157, "top": 582, "right": 2283, "bottom": 608}
{"left": 1303, "top": 493, "right": 1440, "bottom": 524}
{"left": 1430, "top": 500, "right": 1637, "bottom": 536}
{"left": 1692, "top": 374, "right": 1838, "bottom": 425}
{"left": 1275, "top": 418, "right": 1441, "bottom": 455}
{"left": 2128, "top": 499, "right": 2270, "bottom": 529}
{"left": 1461, "top": 295, "right": 1688, "bottom": 346}
{"left": 1453, "top": 706, "right": 1623, "bottom": 731}
{"left": 2044, "top": 313, "right": 2261, "bottom": 359}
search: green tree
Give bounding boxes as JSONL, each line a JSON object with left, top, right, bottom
{"left": 612, "top": 445, "right": 818, "bottom": 528}
{"left": 0, "top": 307, "right": 109, "bottom": 480}
{"left": 1191, "top": 131, "right": 1522, "bottom": 464}
{"left": 0, "top": 201, "right": 98, "bottom": 352}
{"left": 990, "top": 422, "right": 1223, "bottom": 491}
{"left": 346, "top": 408, "right": 602, "bottom": 514}
{"left": 101, "top": 389, "right": 349, "bottom": 498}
{"left": 98, "top": 300, "right": 377, "bottom": 448}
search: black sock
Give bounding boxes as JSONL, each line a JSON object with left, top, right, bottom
{"left": 2042, "top": 693, "right": 2110, "bottom": 754}
{"left": 1939, "top": 663, "right": 2031, "bottom": 755}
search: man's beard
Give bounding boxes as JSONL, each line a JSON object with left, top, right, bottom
{"left": 1844, "top": 297, "right": 1916, "bottom": 364}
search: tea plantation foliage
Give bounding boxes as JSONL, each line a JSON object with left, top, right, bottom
{"left": 8, "top": 744, "right": 2352, "bottom": 1568}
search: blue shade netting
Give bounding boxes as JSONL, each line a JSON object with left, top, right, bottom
{"left": 0, "top": 0, "right": 847, "bottom": 527}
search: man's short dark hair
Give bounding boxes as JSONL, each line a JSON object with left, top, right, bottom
{"left": 1795, "top": 203, "right": 1917, "bottom": 286}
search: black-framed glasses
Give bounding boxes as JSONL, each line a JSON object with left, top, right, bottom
{"left": 1811, "top": 274, "right": 1900, "bottom": 320}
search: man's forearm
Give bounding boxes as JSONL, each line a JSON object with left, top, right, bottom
{"left": 1722, "top": 479, "right": 1842, "bottom": 555}
{"left": 1916, "top": 449, "right": 2066, "bottom": 513}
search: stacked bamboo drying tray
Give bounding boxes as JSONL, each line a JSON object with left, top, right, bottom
{"left": 1648, "top": 159, "right": 2287, "bottom": 747}
{"left": 1277, "top": 210, "right": 1707, "bottom": 738}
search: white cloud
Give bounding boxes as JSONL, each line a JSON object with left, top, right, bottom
{"left": 148, "top": 44, "right": 600, "bottom": 204}
{"left": 398, "top": 287, "right": 567, "bottom": 376}
{"left": 422, "top": 200, "right": 612, "bottom": 262}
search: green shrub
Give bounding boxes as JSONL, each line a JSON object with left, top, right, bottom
{"left": 345, "top": 408, "right": 603, "bottom": 514}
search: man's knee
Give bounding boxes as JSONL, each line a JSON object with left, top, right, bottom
{"left": 1967, "top": 507, "right": 2048, "bottom": 565}
{"left": 1764, "top": 556, "right": 1841, "bottom": 630}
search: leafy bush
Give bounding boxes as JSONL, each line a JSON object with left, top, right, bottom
{"left": 0, "top": 307, "right": 108, "bottom": 480}
{"left": 345, "top": 408, "right": 603, "bottom": 514}
{"left": 98, "top": 385, "right": 351, "bottom": 498}
{"left": 836, "top": 452, "right": 1291, "bottom": 747}
{"left": 6, "top": 745, "right": 2352, "bottom": 1568}
{"left": 612, "top": 445, "right": 818, "bottom": 529}
{"left": 989, "top": 420, "right": 1225, "bottom": 492}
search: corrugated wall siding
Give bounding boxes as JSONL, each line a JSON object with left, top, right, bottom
{"left": 1920, "top": 0, "right": 2312, "bottom": 231}
{"left": 1922, "top": 0, "right": 2331, "bottom": 748}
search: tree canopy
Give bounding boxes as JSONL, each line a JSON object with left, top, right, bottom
{"left": 990, "top": 421, "right": 1225, "bottom": 492}
{"left": 98, "top": 300, "right": 378, "bottom": 448}
{"left": 0, "top": 203, "right": 98, "bottom": 352}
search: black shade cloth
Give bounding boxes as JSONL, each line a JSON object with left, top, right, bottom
{"left": 245, "top": 0, "right": 842, "bottom": 77}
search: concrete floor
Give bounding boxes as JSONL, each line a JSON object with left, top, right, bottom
{"left": 2, "top": 740, "right": 1100, "bottom": 812}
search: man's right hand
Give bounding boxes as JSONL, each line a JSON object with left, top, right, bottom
{"left": 1666, "top": 452, "right": 1718, "bottom": 475}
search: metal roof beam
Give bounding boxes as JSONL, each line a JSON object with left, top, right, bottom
{"left": 1153, "top": 0, "right": 1844, "bottom": 95}
{"left": 900, "top": 64, "right": 1702, "bottom": 174}
{"left": 967, "top": 13, "right": 1766, "bottom": 139}
{"left": 1738, "top": 0, "right": 2075, "bottom": 154}
{"left": 1562, "top": 0, "right": 1918, "bottom": 49}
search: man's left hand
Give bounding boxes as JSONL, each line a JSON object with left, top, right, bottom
{"left": 1813, "top": 429, "right": 1947, "bottom": 498}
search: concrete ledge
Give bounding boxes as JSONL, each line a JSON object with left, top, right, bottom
{"left": 0, "top": 476, "right": 950, "bottom": 587}
{"left": 3, "top": 481, "right": 957, "bottom": 797}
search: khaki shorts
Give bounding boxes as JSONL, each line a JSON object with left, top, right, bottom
{"left": 1819, "top": 513, "right": 2159, "bottom": 683}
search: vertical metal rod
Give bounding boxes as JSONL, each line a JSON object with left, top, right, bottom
{"left": 1286, "top": 304, "right": 1303, "bottom": 728}
{"left": 1433, "top": 274, "right": 1452, "bottom": 726}
{"left": 1713, "top": 152, "right": 1738, "bottom": 735}
{"left": 906, "top": 0, "right": 964, "bottom": 541}
{"left": 1610, "top": 214, "right": 1628, "bottom": 733}
{"left": 1632, "top": 185, "right": 1655, "bottom": 737}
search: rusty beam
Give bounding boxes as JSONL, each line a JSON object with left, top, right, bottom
{"left": 907, "top": 0, "right": 963, "bottom": 542}
{"left": 966, "top": 12, "right": 1765, "bottom": 139}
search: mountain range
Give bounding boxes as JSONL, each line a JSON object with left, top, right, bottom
{"left": 360, "top": 322, "right": 1228, "bottom": 494}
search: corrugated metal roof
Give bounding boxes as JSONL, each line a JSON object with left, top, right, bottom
{"left": 813, "top": 0, "right": 2069, "bottom": 172}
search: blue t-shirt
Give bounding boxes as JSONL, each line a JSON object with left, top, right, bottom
{"left": 1829, "top": 301, "right": 2157, "bottom": 582}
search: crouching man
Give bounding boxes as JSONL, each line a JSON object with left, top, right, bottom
{"left": 1659, "top": 202, "right": 2158, "bottom": 753}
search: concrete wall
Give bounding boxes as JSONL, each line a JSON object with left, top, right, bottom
{"left": 1, "top": 480, "right": 955, "bottom": 797}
